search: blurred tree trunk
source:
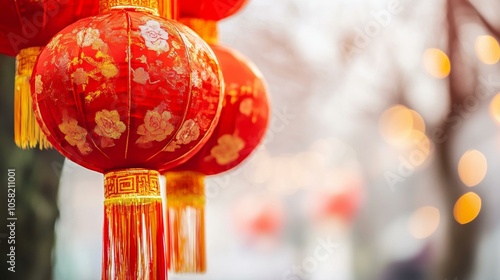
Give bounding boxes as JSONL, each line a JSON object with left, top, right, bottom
{"left": 0, "top": 55, "right": 64, "bottom": 280}
{"left": 435, "top": 1, "right": 489, "bottom": 279}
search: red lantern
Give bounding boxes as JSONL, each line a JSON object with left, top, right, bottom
{"left": 308, "top": 172, "right": 364, "bottom": 225}
{"left": 32, "top": 2, "right": 223, "bottom": 278}
{"left": 164, "top": 18, "right": 270, "bottom": 273}
{"left": 178, "top": 0, "right": 248, "bottom": 20}
{"left": 232, "top": 195, "right": 285, "bottom": 243}
{"left": 0, "top": 0, "right": 99, "bottom": 149}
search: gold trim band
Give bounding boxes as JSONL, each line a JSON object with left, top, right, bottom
{"left": 99, "top": 0, "right": 159, "bottom": 15}
{"left": 104, "top": 169, "right": 160, "bottom": 199}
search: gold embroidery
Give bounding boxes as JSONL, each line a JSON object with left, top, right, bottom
{"left": 58, "top": 117, "right": 92, "bottom": 155}
{"left": 164, "top": 141, "right": 180, "bottom": 152}
{"left": 210, "top": 134, "right": 245, "bottom": 165}
{"left": 101, "top": 62, "right": 118, "bottom": 78}
{"left": 76, "top": 28, "right": 100, "bottom": 48}
{"left": 94, "top": 109, "right": 126, "bottom": 139}
{"left": 139, "top": 20, "right": 169, "bottom": 53}
{"left": 175, "top": 119, "right": 200, "bottom": 145}
{"left": 34, "top": 75, "right": 43, "bottom": 95}
{"left": 73, "top": 68, "right": 88, "bottom": 86}
{"left": 239, "top": 98, "right": 253, "bottom": 116}
{"left": 46, "top": 34, "right": 62, "bottom": 51}
{"left": 137, "top": 106, "right": 175, "bottom": 146}
{"left": 133, "top": 67, "right": 150, "bottom": 84}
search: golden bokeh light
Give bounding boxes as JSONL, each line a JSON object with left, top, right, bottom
{"left": 454, "top": 192, "right": 482, "bottom": 225}
{"left": 423, "top": 48, "right": 451, "bottom": 79}
{"left": 410, "top": 110, "right": 426, "bottom": 133}
{"left": 475, "top": 35, "right": 500, "bottom": 65}
{"left": 379, "top": 105, "right": 414, "bottom": 145}
{"left": 379, "top": 105, "right": 428, "bottom": 149}
{"left": 458, "top": 150, "right": 487, "bottom": 187}
{"left": 400, "top": 130, "right": 432, "bottom": 167}
{"left": 408, "top": 206, "right": 440, "bottom": 239}
{"left": 488, "top": 93, "right": 500, "bottom": 124}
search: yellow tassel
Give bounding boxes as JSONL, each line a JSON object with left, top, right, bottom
{"left": 179, "top": 18, "right": 219, "bottom": 45}
{"left": 103, "top": 169, "right": 167, "bottom": 280}
{"left": 165, "top": 171, "right": 206, "bottom": 273}
{"left": 158, "top": 0, "right": 172, "bottom": 19}
{"left": 14, "top": 47, "right": 52, "bottom": 150}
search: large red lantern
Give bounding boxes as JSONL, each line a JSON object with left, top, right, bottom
{"left": 0, "top": 0, "right": 99, "bottom": 149}
{"left": 163, "top": 18, "right": 270, "bottom": 273}
{"left": 178, "top": 0, "right": 248, "bottom": 20}
{"left": 31, "top": 1, "right": 223, "bottom": 278}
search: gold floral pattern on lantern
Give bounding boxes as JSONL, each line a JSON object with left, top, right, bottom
{"left": 137, "top": 106, "right": 175, "bottom": 147}
{"left": 133, "top": 67, "right": 150, "bottom": 84}
{"left": 101, "top": 62, "right": 119, "bottom": 78}
{"left": 59, "top": 117, "right": 92, "bottom": 155}
{"left": 94, "top": 109, "right": 126, "bottom": 149}
{"left": 34, "top": 75, "right": 43, "bottom": 94}
{"left": 191, "top": 71, "right": 202, "bottom": 88}
{"left": 210, "top": 134, "right": 245, "bottom": 165}
{"left": 94, "top": 110, "right": 126, "bottom": 139}
{"left": 164, "top": 141, "right": 181, "bottom": 152}
{"left": 139, "top": 20, "right": 169, "bottom": 53}
{"left": 176, "top": 119, "right": 200, "bottom": 145}
{"left": 76, "top": 27, "right": 100, "bottom": 47}
{"left": 239, "top": 98, "right": 253, "bottom": 116}
{"left": 73, "top": 68, "right": 88, "bottom": 86}
{"left": 46, "top": 34, "right": 62, "bottom": 51}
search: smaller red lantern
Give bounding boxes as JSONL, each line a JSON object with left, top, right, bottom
{"left": 163, "top": 18, "right": 270, "bottom": 273}
{"left": 178, "top": 0, "right": 248, "bottom": 21}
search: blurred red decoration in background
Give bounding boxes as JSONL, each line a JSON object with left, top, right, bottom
{"left": 309, "top": 173, "right": 364, "bottom": 224}
{"left": 31, "top": 5, "right": 223, "bottom": 279}
{"left": 178, "top": 0, "right": 248, "bottom": 20}
{"left": 233, "top": 195, "right": 285, "bottom": 242}
{"left": 0, "top": 0, "right": 99, "bottom": 56}
{"left": 315, "top": 187, "right": 363, "bottom": 223}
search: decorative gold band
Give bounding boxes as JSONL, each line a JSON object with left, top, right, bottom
{"left": 179, "top": 18, "right": 219, "bottom": 45}
{"left": 16, "top": 47, "right": 42, "bottom": 76}
{"left": 104, "top": 169, "right": 160, "bottom": 200}
{"left": 99, "top": 0, "right": 159, "bottom": 16}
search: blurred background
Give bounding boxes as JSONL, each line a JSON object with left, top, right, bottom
{"left": 2, "top": 0, "right": 500, "bottom": 279}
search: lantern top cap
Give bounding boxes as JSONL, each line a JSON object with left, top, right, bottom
{"left": 99, "top": 0, "right": 160, "bottom": 16}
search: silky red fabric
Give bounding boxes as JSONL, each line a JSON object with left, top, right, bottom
{"left": 32, "top": 10, "right": 223, "bottom": 173}
{"left": 0, "top": 0, "right": 98, "bottom": 56}
{"left": 172, "top": 44, "right": 269, "bottom": 175}
{"left": 179, "top": 0, "right": 248, "bottom": 21}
